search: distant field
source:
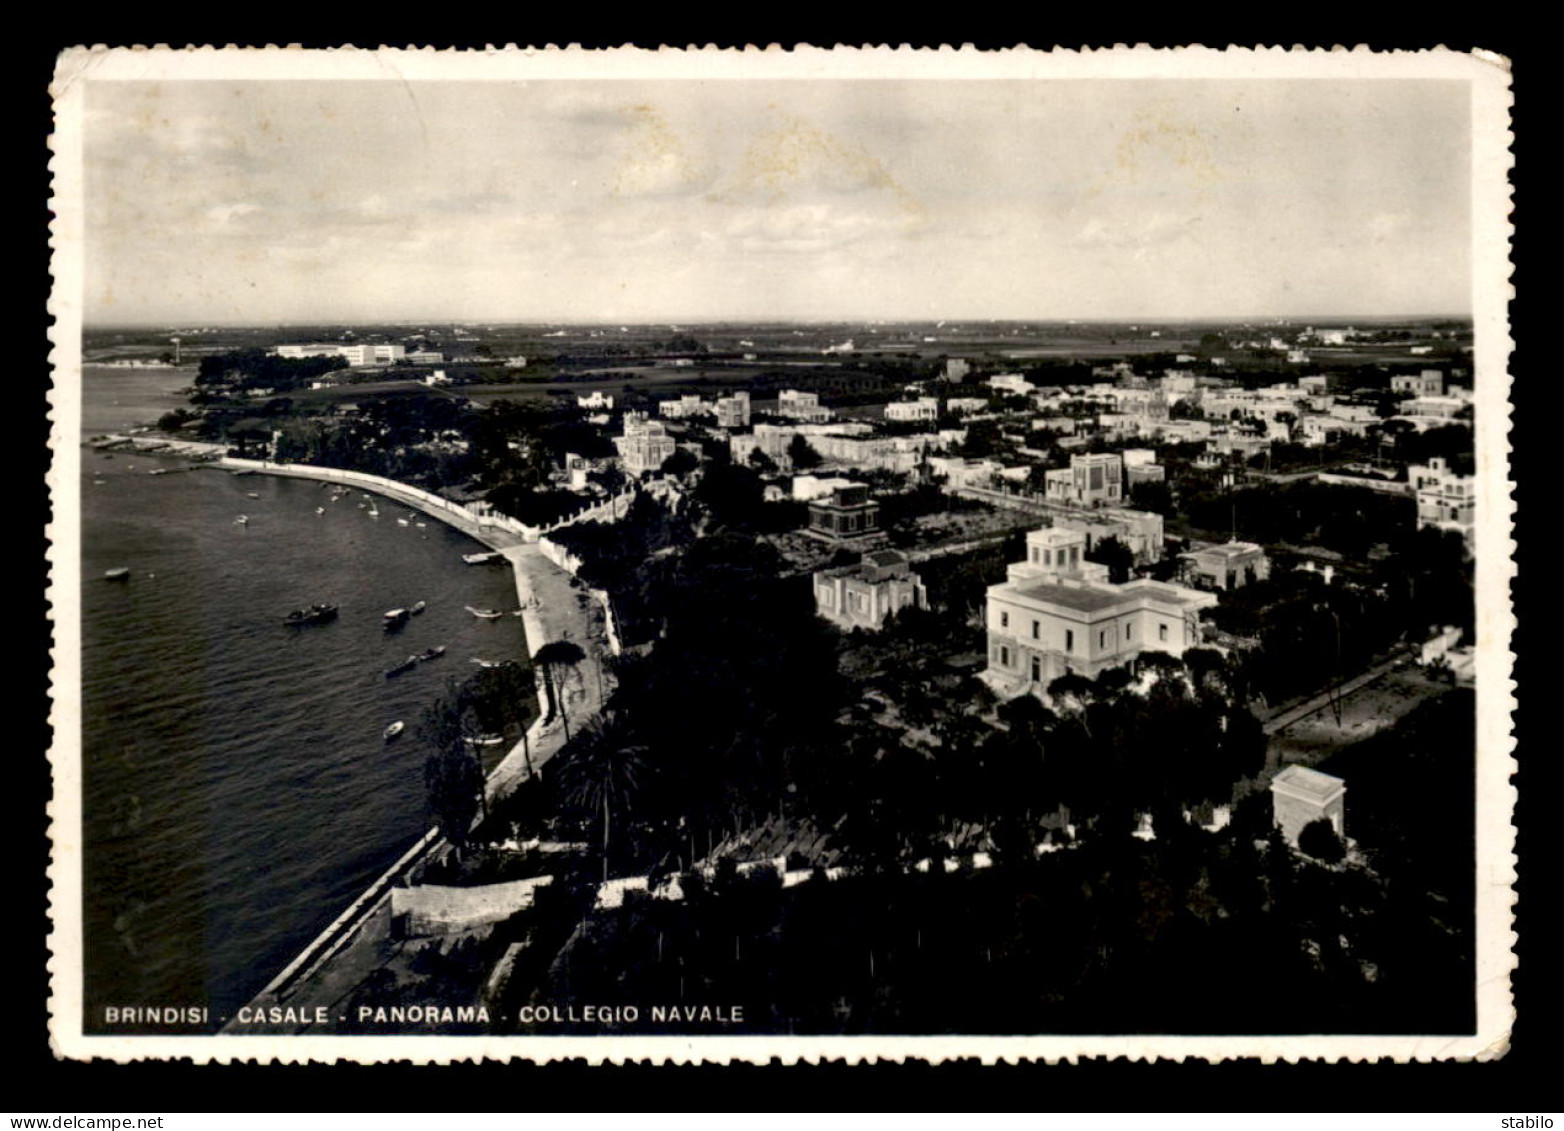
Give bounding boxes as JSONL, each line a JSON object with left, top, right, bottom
{"left": 1000, "top": 339, "right": 1200, "bottom": 359}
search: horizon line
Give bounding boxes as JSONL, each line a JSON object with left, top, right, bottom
{"left": 83, "top": 313, "right": 1476, "bottom": 332}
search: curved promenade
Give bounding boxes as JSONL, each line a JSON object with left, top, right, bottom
{"left": 214, "top": 458, "right": 615, "bottom": 1029}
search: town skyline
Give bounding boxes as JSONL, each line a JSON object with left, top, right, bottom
{"left": 84, "top": 78, "right": 1472, "bottom": 327}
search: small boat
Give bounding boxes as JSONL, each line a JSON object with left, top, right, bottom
{"left": 470, "top": 657, "right": 499, "bottom": 668}
{"left": 92, "top": 479, "right": 106, "bottom": 486}
{"left": 385, "top": 656, "right": 419, "bottom": 678}
{"left": 367, "top": 508, "right": 379, "bottom": 518}
{"left": 383, "top": 721, "right": 405, "bottom": 741}
{"left": 415, "top": 522, "right": 427, "bottom": 529}
{"left": 148, "top": 468, "right": 171, "bottom": 476}
{"left": 415, "top": 645, "right": 447, "bottom": 663}
{"left": 283, "top": 603, "right": 338, "bottom": 626}
{"left": 396, "top": 518, "right": 410, "bottom": 527}
{"left": 246, "top": 492, "right": 261, "bottom": 499}
{"left": 103, "top": 567, "right": 130, "bottom": 581}
{"left": 384, "top": 608, "right": 410, "bottom": 630}
{"left": 234, "top": 515, "right": 249, "bottom": 526}
{"left": 410, "top": 600, "right": 426, "bottom": 615}
{"left": 315, "top": 506, "right": 325, "bottom": 515}
{"left": 465, "top": 606, "right": 504, "bottom": 620}
{"left": 462, "top": 734, "right": 505, "bottom": 747}
{"left": 463, "top": 551, "right": 502, "bottom": 565}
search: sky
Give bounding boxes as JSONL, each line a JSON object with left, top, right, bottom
{"left": 82, "top": 78, "right": 1472, "bottom": 325}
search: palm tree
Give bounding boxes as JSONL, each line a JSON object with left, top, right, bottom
{"left": 554, "top": 712, "right": 650, "bottom": 884}
{"left": 532, "top": 638, "right": 587, "bottom": 741}
{"left": 418, "top": 691, "right": 488, "bottom": 853}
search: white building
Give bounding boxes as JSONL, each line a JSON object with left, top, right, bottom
{"left": 926, "top": 456, "right": 1003, "bottom": 491}
{"left": 885, "top": 397, "right": 940, "bottom": 424}
{"left": 660, "top": 394, "right": 710, "bottom": 419}
{"left": 1392, "top": 369, "right": 1445, "bottom": 397}
{"left": 577, "top": 391, "right": 615, "bottom": 410}
{"left": 715, "top": 391, "right": 751, "bottom": 429}
{"left": 813, "top": 550, "right": 927, "bottom": 632}
{"left": 776, "top": 389, "right": 833, "bottom": 422}
{"left": 988, "top": 373, "right": 1033, "bottom": 396}
{"left": 614, "top": 413, "right": 678, "bottom": 476}
{"left": 1179, "top": 541, "right": 1271, "bottom": 590}
{"left": 1270, "top": 765, "right": 1347, "bottom": 847}
{"left": 338, "top": 343, "right": 406, "bottom": 366}
{"left": 1409, "top": 456, "right": 1476, "bottom": 547}
{"left": 981, "top": 527, "right": 1217, "bottom": 699}
{"left": 1044, "top": 452, "right": 1124, "bottom": 509}
{"left": 792, "top": 474, "right": 858, "bottom": 502}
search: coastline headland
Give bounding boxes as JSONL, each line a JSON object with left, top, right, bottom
{"left": 213, "top": 457, "right": 619, "bottom": 1029}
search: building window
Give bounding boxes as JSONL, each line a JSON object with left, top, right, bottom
{"left": 1031, "top": 656, "right": 1041, "bottom": 682}
{"left": 1100, "top": 630, "right": 1107, "bottom": 649}
{"left": 1000, "top": 611, "right": 1009, "bottom": 629}
{"left": 1000, "top": 646, "right": 1011, "bottom": 667}
{"left": 1065, "top": 629, "right": 1074, "bottom": 653}
{"left": 1032, "top": 620, "right": 1040, "bottom": 639}
{"left": 1159, "top": 623, "right": 1168, "bottom": 643}
{"left": 1125, "top": 620, "right": 1134, "bottom": 639}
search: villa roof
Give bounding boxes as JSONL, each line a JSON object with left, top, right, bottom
{"left": 1271, "top": 764, "right": 1346, "bottom": 801}
{"left": 1186, "top": 541, "right": 1264, "bottom": 560}
{"left": 865, "top": 549, "right": 906, "bottom": 568}
{"left": 1008, "top": 582, "right": 1128, "bottom": 614}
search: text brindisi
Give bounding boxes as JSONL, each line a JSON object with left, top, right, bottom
{"left": 103, "top": 1006, "right": 209, "bottom": 1025}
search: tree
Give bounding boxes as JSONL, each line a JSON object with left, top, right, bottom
{"left": 747, "top": 448, "right": 778, "bottom": 473}
{"left": 459, "top": 662, "right": 537, "bottom": 773}
{"left": 1085, "top": 535, "right": 1135, "bottom": 584}
{"left": 960, "top": 420, "right": 1004, "bottom": 459}
{"left": 419, "top": 694, "right": 488, "bottom": 853}
{"left": 787, "top": 434, "right": 823, "bottom": 470}
{"left": 554, "top": 711, "right": 650, "bottom": 883}
{"left": 532, "top": 639, "right": 588, "bottom": 741}
{"left": 1297, "top": 817, "right": 1346, "bottom": 864}
{"left": 661, "top": 447, "right": 699, "bottom": 477}
{"left": 1129, "top": 479, "right": 1175, "bottom": 517}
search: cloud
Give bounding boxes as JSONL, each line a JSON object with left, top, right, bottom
{"left": 1071, "top": 211, "right": 1202, "bottom": 250}
{"left": 203, "top": 201, "right": 263, "bottom": 227}
{"left": 612, "top": 104, "right": 713, "bottom": 199}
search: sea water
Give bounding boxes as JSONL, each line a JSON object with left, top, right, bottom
{"left": 78, "top": 369, "right": 531, "bottom": 1028}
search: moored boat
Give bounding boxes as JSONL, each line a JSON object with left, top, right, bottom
{"left": 465, "top": 605, "right": 504, "bottom": 620}
{"left": 383, "top": 607, "right": 410, "bottom": 630}
{"left": 385, "top": 656, "right": 419, "bottom": 678}
{"left": 410, "top": 600, "right": 427, "bottom": 615}
{"left": 462, "top": 551, "right": 502, "bottom": 565}
{"left": 234, "top": 514, "right": 249, "bottom": 526}
{"left": 283, "top": 603, "right": 338, "bottom": 626}
{"left": 415, "top": 645, "right": 447, "bottom": 663}
{"left": 383, "top": 721, "right": 405, "bottom": 741}
{"left": 103, "top": 567, "right": 130, "bottom": 581}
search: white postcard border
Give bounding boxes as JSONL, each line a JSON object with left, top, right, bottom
{"left": 46, "top": 43, "right": 1516, "bottom": 1064}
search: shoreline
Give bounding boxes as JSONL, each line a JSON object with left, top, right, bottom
{"left": 210, "top": 458, "right": 614, "bottom": 1031}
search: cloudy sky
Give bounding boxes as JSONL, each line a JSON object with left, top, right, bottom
{"left": 83, "top": 78, "right": 1471, "bottom": 325}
